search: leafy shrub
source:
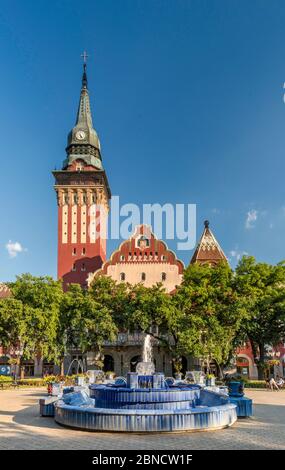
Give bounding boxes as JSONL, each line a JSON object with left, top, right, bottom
{"left": 0, "top": 375, "right": 13, "bottom": 382}
{"left": 244, "top": 380, "right": 266, "bottom": 388}
{"left": 18, "top": 378, "right": 46, "bottom": 387}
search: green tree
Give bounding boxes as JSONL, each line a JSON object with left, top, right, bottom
{"left": 172, "top": 262, "right": 246, "bottom": 375}
{"left": 0, "top": 298, "right": 24, "bottom": 351}
{"left": 89, "top": 276, "right": 130, "bottom": 329}
{"left": 234, "top": 256, "right": 285, "bottom": 379}
{"left": 60, "top": 284, "right": 118, "bottom": 370}
{"left": 8, "top": 274, "right": 63, "bottom": 377}
{"left": 127, "top": 282, "right": 187, "bottom": 373}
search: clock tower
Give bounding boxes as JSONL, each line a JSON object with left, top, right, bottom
{"left": 53, "top": 62, "right": 111, "bottom": 288}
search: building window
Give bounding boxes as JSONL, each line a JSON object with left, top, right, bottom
{"left": 72, "top": 248, "right": 76, "bottom": 256}
{"left": 83, "top": 195, "right": 87, "bottom": 204}
{"left": 141, "top": 273, "right": 146, "bottom": 281}
{"left": 161, "top": 255, "right": 166, "bottom": 261}
{"left": 81, "top": 263, "right": 86, "bottom": 271}
{"left": 92, "top": 194, "right": 96, "bottom": 204}
{"left": 74, "top": 194, "right": 78, "bottom": 204}
{"left": 64, "top": 195, "right": 69, "bottom": 204}
{"left": 72, "top": 263, "right": 76, "bottom": 271}
{"left": 120, "top": 255, "right": 125, "bottom": 261}
{"left": 120, "top": 273, "right": 126, "bottom": 281}
{"left": 161, "top": 272, "right": 166, "bottom": 281}
{"left": 82, "top": 247, "right": 86, "bottom": 255}
{"left": 76, "top": 163, "right": 84, "bottom": 171}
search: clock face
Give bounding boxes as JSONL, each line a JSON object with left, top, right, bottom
{"left": 76, "top": 130, "right": 86, "bottom": 140}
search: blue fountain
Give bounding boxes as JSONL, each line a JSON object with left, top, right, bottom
{"left": 54, "top": 336, "right": 237, "bottom": 432}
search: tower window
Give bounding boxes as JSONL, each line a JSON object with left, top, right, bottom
{"left": 92, "top": 194, "right": 96, "bottom": 203}
{"left": 72, "top": 248, "right": 76, "bottom": 256}
{"left": 81, "top": 263, "right": 86, "bottom": 271}
{"left": 82, "top": 247, "right": 86, "bottom": 255}
{"left": 83, "top": 195, "right": 87, "bottom": 204}
{"left": 141, "top": 273, "right": 146, "bottom": 281}
{"left": 74, "top": 195, "right": 78, "bottom": 204}
{"left": 161, "top": 272, "right": 166, "bottom": 281}
{"left": 120, "top": 255, "right": 125, "bottom": 261}
{"left": 64, "top": 195, "right": 69, "bottom": 204}
{"left": 120, "top": 273, "right": 126, "bottom": 281}
{"left": 72, "top": 263, "right": 76, "bottom": 272}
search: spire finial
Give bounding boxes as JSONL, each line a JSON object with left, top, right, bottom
{"left": 204, "top": 220, "right": 210, "bottom": 228}
{"left": 80, "top": 50, "right": 89, "bottom": 88}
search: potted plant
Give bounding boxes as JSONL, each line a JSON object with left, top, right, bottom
{"left": 173, "top": 358, "right": 183, "bottom": 380}
{"left": 105, "top": 371, "right": 116, "bottom": 380}
{"left": 206, "top": 374, "right": 215, "bottom": 387}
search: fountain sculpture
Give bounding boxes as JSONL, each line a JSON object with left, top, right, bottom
{"left": 54, "top": 335, "right": 237, "bottom": 432}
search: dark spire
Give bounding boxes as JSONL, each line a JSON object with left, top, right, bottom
{"left": 204, "top": 220, "right": 210, "bottom": 228}
{"left": 82, "top": 63, "right": 88, "bottom": 89}
{"left": 63, "top": 53, "right": 103, "bottom": 170}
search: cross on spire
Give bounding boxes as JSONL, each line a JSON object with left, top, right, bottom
{"left": 80, "top": 51, "right": 89, "bottom": 89}
{"left": 81, "top": 50, "right": 89, "bottom": 64}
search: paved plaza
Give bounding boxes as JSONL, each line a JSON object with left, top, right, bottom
{"left": 0, "top": 388, "right": 285, "bottom": 450}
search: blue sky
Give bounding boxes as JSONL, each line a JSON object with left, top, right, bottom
{"left": 1, "top": 0, "right": 285, "bottom": 281}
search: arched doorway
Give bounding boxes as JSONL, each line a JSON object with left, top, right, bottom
{"left": 130, "top": 355, "right": 142, "bottom": 372}
{"left": 236, "top": 356, "right": 249, "bottom": 377}
{"left": 103, "top": 355, "right": 114, "bottom": 372}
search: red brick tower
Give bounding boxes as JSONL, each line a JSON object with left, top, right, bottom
{"left": 53, "top": 62, "right": 111, "bottom": 288}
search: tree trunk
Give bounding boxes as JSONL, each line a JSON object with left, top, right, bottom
{"left": 60, "top": 358, "right": 65, "bottom": 376}
{"left": 257, "top": 343, "right": 265, "bottom": 380}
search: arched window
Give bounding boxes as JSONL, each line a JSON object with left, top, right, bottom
{"left": 141, "top": 273, "right": 146, "bottom": 281}
{"left": 81, "top": 263, "right": 86, "bottom": 271}
{"left": 120, "top": 273, "right": 126, "bottom": 281}
{"left": 103, "top": 355, "right": 114, "bottom": 372}
{"left": 130, "top": 355, "right": 142, "bottom": 372}
{"left": 161, "top": 272, "right": 166, "bottom": 281}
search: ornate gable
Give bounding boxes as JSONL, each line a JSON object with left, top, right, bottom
{"left": 88, "top": 225, "right": 184, "bottom": 292}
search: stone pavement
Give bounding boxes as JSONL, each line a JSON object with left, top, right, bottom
{"left": 0, "top": 388, "right": 285, "bottom": 450}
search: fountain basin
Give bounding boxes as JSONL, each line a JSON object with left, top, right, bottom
{"left": 55, "top": 400, "right": 237, "bottom": 432}
{"left": 54, "top": 385, "right": 237, "bottom": 432}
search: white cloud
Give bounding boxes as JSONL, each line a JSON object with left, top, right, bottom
{"left": 229, "top": 249, "right": 248, "bottom": 262}
{"left": 245, "top": 210, "right": 258, "bottom": 229}
{"left": 211, "top": 208, "right": 220, "bottom": 214}
{"left": 5, "top": 241, "right": 26, "bottom": 258}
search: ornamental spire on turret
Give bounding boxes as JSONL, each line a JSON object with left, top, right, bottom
{"left": 190, "top": 220, "right": 227, "bottom": 265}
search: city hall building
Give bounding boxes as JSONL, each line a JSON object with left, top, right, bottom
{"left": 1, "top": 63, "right": 284, "bottom": 379}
